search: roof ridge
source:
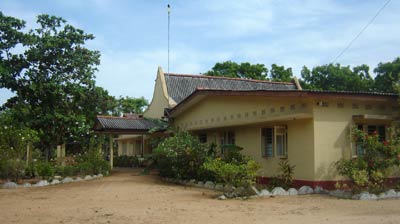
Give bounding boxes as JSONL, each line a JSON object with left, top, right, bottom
{"left": 164, "top": 73, "right": 295, "bottom": 85}
{"left": 96, "top": 115, "right": 144, "bottom": 120}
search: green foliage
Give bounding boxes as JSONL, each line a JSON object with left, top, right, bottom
{"left": 374, "top": 57, "right": 400, "bottom": 93}
{"left": 300, "top": 63, "right": 374, "bottom": 91}
{"left": 24, "top": 163, "right": 36, "bottom": 178}
{"left": 75, "top": 149, "right": 110, "bottom": 175}
{"left": 203, "top": 157, "right": 260, "bottom": 188}
{"left": 0, "top": 159, "right": 26, "bottom": 181}
{"left": 115, "top": 96, "right": 149, "bottom": 115}
{"left": 35, "top": 162, "right": 55, "bottom": 179}
{"left": 0, "top": 110, "right": 39, "bottom": 160}
{"left": 153, "top": 131, "right": 210, "bottom": 180}
{"left": 0, "top": 12, "right": 102, "bottom": 159}
{"left": 206, "top": 61, "right": 268, "bottom": 80}
{"left": 270, "top": 64, "right": 293, "bottom": 82}
{"left": 335, "top": 127, "right": 400, "bottom": 193}
{"left": 275, "top": 159, "right": 296, "bottom": 189}
{"left": 113, "top": 155, "right": 139, "bottom": 167}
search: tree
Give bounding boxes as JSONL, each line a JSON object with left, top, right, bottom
{"left": 374, "top": 57, "right": 400, "bottom": 93}
{"left": 206, "top": 61, "right": 268, "bottom": 80}
{"left": 300, "top": 63, "right": 373, "bottom": 91}
{"left": 0, "top": 13, "right": 100, "bottom": 159}
{"left": 270, "top": 64, "right": 293, "bottom": 82}
{"left": 115, "top": 96, "right": 148, "bottom": 115}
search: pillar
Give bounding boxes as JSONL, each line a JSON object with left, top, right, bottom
{"left": 109, "top": 134, "right": 113, "bottom": 169}
{"left": 26, "top": 143, "right": 32, "bottom": 166}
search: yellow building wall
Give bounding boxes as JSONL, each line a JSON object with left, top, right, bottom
{"left": 313, "top": 98, "right": 398, "bottom": 181}
{"left": 175, "top": 95, "right": 315, "bottom": 180}
{"left": 174, "top": 95, "right": 398, "bottom": 181}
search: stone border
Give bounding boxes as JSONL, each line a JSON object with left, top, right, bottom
{"left": 1, "top": 174, "right": 105, "bottom": 189}
{"left": 162, "top": 178, "right": 400, "bottom": 200}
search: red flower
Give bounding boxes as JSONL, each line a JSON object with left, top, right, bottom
{"left": 383, "top": 140, "right": 389, "bottom": 146}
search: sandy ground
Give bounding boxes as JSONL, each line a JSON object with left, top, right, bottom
{"left": 1, "top": 168, "right": 400, "bottom": 224}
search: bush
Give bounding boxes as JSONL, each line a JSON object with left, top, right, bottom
{"left": 114, "top": 155, "right": 139, "bottom": 167}
{"left": 269, "top": 159, "right": 296, "bottom": 189}
{"left": 76, "top": 149, "right": 110, "bottom": 175}
{"left": 335, "top": 127, "right": 400, "bottom": 193}
{"left": 153, "top": 131, "right": 210, "bottom": 180}
{"left": 203, "top": 157, "right": 260, "bottom": 189}
{"left": 24, "top": 163, "right": 36, "bottom": 178}
{"left": 0, "top": 159, "right": 26, "bottom": 181}
{"left": 35, "top": 162, "right": 55, "bottom": 179}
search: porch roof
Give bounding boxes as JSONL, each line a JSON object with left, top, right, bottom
{"left": 93, "top": 116, "right": 162, "bottom": 134}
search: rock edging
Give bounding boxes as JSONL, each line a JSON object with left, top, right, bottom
{"left": 1, "top": 173, "right": 105, "bottom": 189}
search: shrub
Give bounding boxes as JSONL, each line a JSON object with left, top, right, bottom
{"left": 76, "top": 149, "right": 110, "bottom": 175}
{"left": 203, "top": 157, "right": 260, "bottom": 189}
{"left": 335, "top": 127, "right": 400, "bottom": 193}
{"left": 273, "top": 159, "right": 296, "bottom": 189}
{"left": 35, "top": 162, "right": 55, "bottom": 179}
{"left": 114, "top": 155, "right": 139, "bottom": 167}
{"left": 0, "top": 159, "right": 26, "bottom": 181}
{"left": 24, "top": 163, "right": 36, "bottom": 178}
{"left": 153, "top": 131, "right": 210, "bottom": 180}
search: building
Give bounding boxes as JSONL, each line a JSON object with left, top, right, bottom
{"left": 97, "top": 66, "right": 399, "bottom": 188}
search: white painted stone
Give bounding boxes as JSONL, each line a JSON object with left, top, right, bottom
{"left": 218, "top": 195, "right": 227, "bottom": 200}
{"left": 259, "top": 189, "right": 271, "bottom": 196}
{"left": 196, "top": 181, "right": 204, "bottom": 188}
{"left": 93, "top": 175, "right": 98, "bottom": 179}
{"left": 298, "top": 186, "right": 314, "bottom": 195}
{"left": 53, "top": 176, "right": 62, "bottom": 180}
{"left": 288, "top": 188, "right": 298, "bottom": 195}
{"left": 62, "top": 177, "right": 74, "bottom": 183}
{"left": 97, "top": 174, "right": 103, "bottom": 178}
{"left": 352, "top": 194, "right": 361, "bottom": 200}
{"left": 34, "top": 180, "right": 49, "bottom": 187}
{"left": 75, "top": 177, "right": 83, "bottom": 182}
{"left": 271, "top": 187, "right": 288, "bottom": 196}
{"left": 369, "top": 194, "right": 378, "bottom": 200}
{"left": 385, "top": 189, "right": 397, "bottom": 199}
{"left": 22, "top": 182, "right": 32, "bottom": 188}
{"left": 359, "top": 192, "right": 371, "bottom": 200}
{"left": 204, "top": 181, "right": 215, "bottom": 189}
{"left": 50, "top": 179, "right": 60, "bottom": 185}
{"left": 215, "top": 184, "right": 224, "bottom": 191}
{"left": 397, "top": 192, "right": 400, "bottom": 198}
{"left": 84, "top": 175, "right": 93, "bottom": 180}
{"left": 2, "top": 182, "right": 18, "bottom": 189}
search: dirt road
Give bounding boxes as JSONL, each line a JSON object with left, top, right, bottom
{"left": 0, "top": 168, "right": 399, "bottom": 224}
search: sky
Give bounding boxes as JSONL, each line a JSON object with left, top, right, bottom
{"left": 1, "top": 0, "right": 400, "bottom": 105}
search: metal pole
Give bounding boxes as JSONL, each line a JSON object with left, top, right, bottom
{"left": 167, "top": 4, "right": 171, "bottom": 75}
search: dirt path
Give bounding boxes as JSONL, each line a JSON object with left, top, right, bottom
{"left": 0, "top": 168, "right": 399, "bottom": 224}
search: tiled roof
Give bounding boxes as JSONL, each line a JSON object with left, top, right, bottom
{"left": 94, "top": 116, "right": 159, "bottom": 132}
{"left": 164, "top": 73, "right": 298, "bottom": 104}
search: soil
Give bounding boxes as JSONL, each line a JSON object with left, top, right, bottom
{"left": 0, "top": 168, "right": 400, "bottom": 224}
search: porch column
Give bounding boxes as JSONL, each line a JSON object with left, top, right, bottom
{"left": 141, "top": 134, "right": 144, "bottom": 157}
{"left": 109, "top": 134, "right": 113, "bottom": 169}
{"left": 98, "top": 134, "right": 103, "bottom": 153}
{"left": 26, "top": 143, "right": 32, "bottom": 166}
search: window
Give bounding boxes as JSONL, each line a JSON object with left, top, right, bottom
{"left": 198, "top": 133, "right": 207, "bottom": 143}
{"left": 220, "top": 131, "right": 235, "bottom": 145}
{"left": 261, "top": 126, "right": 287, "bottom": 158}
{"left": 352, "top": 124, "right": 386, "bottom": 156}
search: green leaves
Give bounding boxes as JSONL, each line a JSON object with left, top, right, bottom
{"left": 0, "top": 12, "right": 101, "bottom": 158}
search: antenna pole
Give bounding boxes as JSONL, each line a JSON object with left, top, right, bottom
{"left": 167, "top": 4, "right": 171, "bottom": 75}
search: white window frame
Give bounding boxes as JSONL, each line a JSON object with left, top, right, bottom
{"left": 261, "top": 125, "right": 288, "bottom": 158}
{"left": 350, "top": 123, "right": 387, "bottom": 157}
